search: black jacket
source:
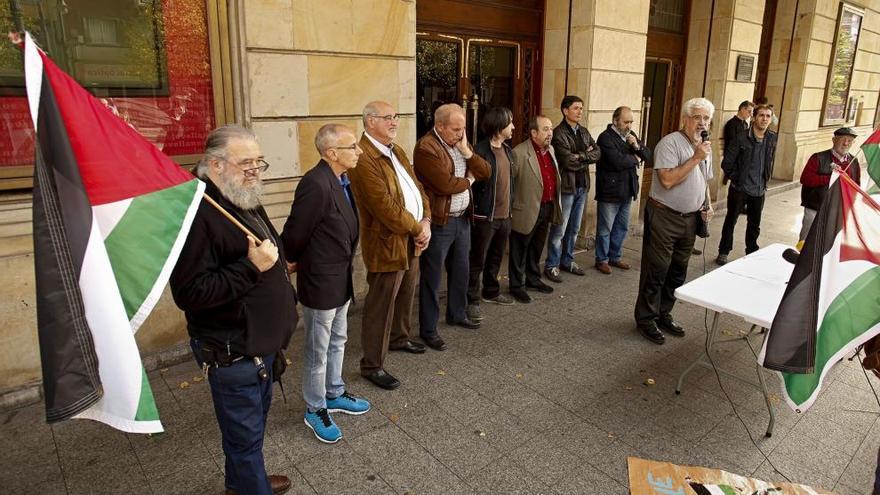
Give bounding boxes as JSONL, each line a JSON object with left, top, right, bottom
{"left": 595, "top": 125, "right": 652, "bottom": 203}
{"left": 721, "top": 128, "right": 777, "bottom": 194}
{"left": 472, "top": 139, "right": 514, "bottom": 221}
{"left": 723, "top": 115, "right": 749, "bottom": 148}
{"left": 281, "top": 161, "right": 359, "bottom": 310}
{"left": 170, "top": 178, "right": 297, "bottom": 358}
{"left": 551, "top": 121, "right": 601, "bottom": 194}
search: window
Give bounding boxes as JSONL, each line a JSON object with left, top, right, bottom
{"left": 822, "top": 4, "right": 863, "bottom": 126}
{"left": 649, "top": 0, "right": 687, "bottom": 34}
{"left": 0, "top": 0, "right": 227, "bottom": 190}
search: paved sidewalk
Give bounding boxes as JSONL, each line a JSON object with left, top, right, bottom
{"left": 1, "top": 187, "right": 878, "bottom": 494}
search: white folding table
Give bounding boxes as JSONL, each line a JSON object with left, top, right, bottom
{"left": 673, "top": 243, "right": 794, "bottom": 437}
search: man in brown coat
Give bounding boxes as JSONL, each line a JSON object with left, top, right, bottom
{"left": 347, "top": 101, "right": 432, "bottom": 390}
{"left": 413, "top": 104, "right": 491, "bottom": 351}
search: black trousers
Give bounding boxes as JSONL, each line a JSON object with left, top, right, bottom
{"left": 468, "top": 217, "right": 511, "bottom": 303}
{"left": 634, "top": 201, "right": 697, "bottom": 327}
{"left": 508, "top": 202, "right": 552, "bottom": 290}
{"left": 718, "top": 187, "right": 765, "bottom": 255}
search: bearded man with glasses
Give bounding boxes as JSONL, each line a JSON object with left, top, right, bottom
{"left": 171, "top": 124, "right": 297, "bottom": 495}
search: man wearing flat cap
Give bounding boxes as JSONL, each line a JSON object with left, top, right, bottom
{"left": 797, "top": 127, "right": 861, "bottom": 243}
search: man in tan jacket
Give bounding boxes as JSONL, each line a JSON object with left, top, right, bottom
{"left": 413, "top": 104, "right": 490, "bottom": 351}
{"left": 347, "top": 101, "right": 432, "bottom": 390}
{"left": 508, "top": 115, "right": 562, "bottom": 303}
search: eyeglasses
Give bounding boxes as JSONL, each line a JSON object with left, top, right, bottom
{"left": 230, "top": 158, "right": 270, "bottom": 175}
{"left": 689, "top": 115, "right": 712, "bottom": 123}
{"left": 332, "top": 143, "right": 359, "bottom": 151}
{"left": 370, "top": 114, "right": 400, "bottom": 122}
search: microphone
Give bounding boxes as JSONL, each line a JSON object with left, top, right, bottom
{"left": 781, "top": 248, "right": 800, "bottom": 264}
{"left": 700, "top": 130, "right": 710, "bottom": 142}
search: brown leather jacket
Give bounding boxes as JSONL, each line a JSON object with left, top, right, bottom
{"left": 412, "top": 131, "right": 491, "bottom": 225}
{"left": 347, "top": 133, "right": 430, "bottom": 273}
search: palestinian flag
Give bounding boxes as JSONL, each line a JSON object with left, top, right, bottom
{"left": 759, "top": 171, "right": 880, "bottom": 413}
{"left": 687, "top": 481, "right": 738, "bottom": 495}
{"left": 25, "top": 33, "right": 204, "bottom": 433}
{"left": 862, "top": 127, "right": 880, "bottom": 194}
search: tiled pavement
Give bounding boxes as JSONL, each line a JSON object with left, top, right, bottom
{"left": 1, "top": 186, "right": 878, "bottom": 494}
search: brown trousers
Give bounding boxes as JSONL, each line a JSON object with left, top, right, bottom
{"left": 360, "top": 254, "right": 418, "bottom": 375}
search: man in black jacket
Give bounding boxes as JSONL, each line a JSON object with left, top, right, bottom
{"left": 282, "top": 124, "right": 370, "bottom": 444}
{"left": 468, "top": 107, "right": 516, "bottom": 321}
{"left": 723, "top": 100, "right": 753, "bottom": 149}
{"left": 594, "top": 106, "right": 652, "bottom": 274}
{"left": 170, "top": 125, "right": 296, "bottom": 495}
{"left": 544, "top": 95, "right": 601, "bottom": 282}
{"left": 716, "top": 104, "right": 777, "bottom": 265}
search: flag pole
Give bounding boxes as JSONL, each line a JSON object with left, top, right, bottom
{"left": 202, "top": 194, "right": 263, "bottom": 242}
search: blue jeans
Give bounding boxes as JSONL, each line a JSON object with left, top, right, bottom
{"left": 546, "top": 186, "right": 587, "bottom": 268}
{"left": 595, "top": 200, "right": 632, "bottom": 264}
{"left": 191, "top": 339, "right": 275, "bottom": 495}
{"left": 302, "top": 301, "right": 350, "bottom": 412}
{"left": 419, "top": 216, "right": 471, "bottom": 336}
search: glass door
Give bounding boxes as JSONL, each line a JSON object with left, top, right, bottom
{"left": 417, "top": 32, "right": 535, "bottom": 145}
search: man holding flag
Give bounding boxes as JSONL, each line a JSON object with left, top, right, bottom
{"left": 170, "top": 125, "right": 297, "bottom": 495}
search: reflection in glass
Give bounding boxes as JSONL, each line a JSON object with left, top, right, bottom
{"left": 0, "top": 0, "right": 167, "bottom": 93}
{"left": 649, "top": 0, "right": 686, "bottom": 33}
{"left": 416, "top": 39, "right": 460, "bottom": 139}
{"left": 468, "top": 44, "right": 515, "bottom": 143}
{"left": 823, "top": 6, "right": 862, "bottom": 125}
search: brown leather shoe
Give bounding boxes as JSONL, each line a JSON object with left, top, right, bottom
{"left": 226, "top": 475, "right": 292, "bottom": 495}
{"left": 595, "top": 262, "right": 612, "bottom": 274}
{"left": 609, "top": 260, "right": 630, "bottom": 270}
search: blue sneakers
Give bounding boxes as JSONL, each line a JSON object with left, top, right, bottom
{"left": 326, "top": 391, "right": 371, "bottom": 415}
{"left": 304, "top": 408, "right": 341, "bottom": 444}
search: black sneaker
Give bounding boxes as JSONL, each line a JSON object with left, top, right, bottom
{"left": 525, "top": 280, "right": 554, "bottom": 293}
{"left": 543, "top": 266, "right": 563, "bottom": 283}
{"left": 715, "top": 253, "right": 728, "bottom": 265}
{"left": 510, "top": 289, "right": 532, "bottom": 304}
{"left": 560, "top": 261, "right": 585, "bottom": 276}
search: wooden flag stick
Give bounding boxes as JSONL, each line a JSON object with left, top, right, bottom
{"left": 202, "top": 194, "right": 263, "bottom": 242}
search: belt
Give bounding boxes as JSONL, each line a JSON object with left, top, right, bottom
{"left": 448, "top": 210, "right": 466, "bottom": 218}
{"left": 648, "top": 197, "right": 698, "bottom": 217}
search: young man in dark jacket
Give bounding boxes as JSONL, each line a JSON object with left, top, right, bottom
{"left": 594, "top": 106, "right": 651, "bottom": 274}
{"left": 716, "top": 104, "right": 777, "bottom": 265}
{"left": 545, "top": 95, "right": 601, "bottom": 282}
{"left": 170, "top": 125, "right": 297, "bottom": 495}
{"left": 468, "top": 107, "right": 516, "bottom": 321}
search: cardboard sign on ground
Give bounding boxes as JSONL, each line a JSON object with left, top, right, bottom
{"left": 627, "top": 456, "right": 835, "bottom": 495}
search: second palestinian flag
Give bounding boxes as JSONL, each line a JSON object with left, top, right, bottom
{"left": 759, "top": 172, "right": 880, "bottom": 413}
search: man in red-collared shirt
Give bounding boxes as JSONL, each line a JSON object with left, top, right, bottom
{"left": 507, "top": 115, "right": 563, "bottom": 304}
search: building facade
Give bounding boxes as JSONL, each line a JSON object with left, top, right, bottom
{"left": 0, "top": 0, "right": 878, "bottom": 400}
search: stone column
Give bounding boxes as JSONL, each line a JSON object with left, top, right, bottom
{"left": 681, "top": 0, "right": 765, "bottom": 203}
{"left": 542, "top": 0, "right": 650, "bottom": 248}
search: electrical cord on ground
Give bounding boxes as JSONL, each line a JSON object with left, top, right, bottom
{"left": 858, "top": 352, "right": 880, "bottom": 411}
{"left": 695, "top": 235, "right": 794, "bottom": 483}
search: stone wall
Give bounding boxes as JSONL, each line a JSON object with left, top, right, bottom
{"left": 542, "top": 0, "right": 650, "bottom": 246}
{"left": 766, "top": 0, "right": 880, "bottom": 181}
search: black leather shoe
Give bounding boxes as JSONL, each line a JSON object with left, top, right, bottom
{"left": 657, "top": 316, "right": 685, "bottom": 337}
{"left": 422, "top": 335, "right": 448, "bottom": 351}
{"left": 638, "top": 322, "right": 665, "bottom": 345}
{"left": 510, "top": 289, "right": 532, "bottom": 304}
{"left": 390, "top": 341, "right": 426, "bottom": 354}
{"left": 447, "top": 317, "right": 481, "bottom": 329}
{"left": 525, "top": 281, "right": 554, "bottom": 293}
{"left": 363, "top": 369, "right": 401, "bottom": 390}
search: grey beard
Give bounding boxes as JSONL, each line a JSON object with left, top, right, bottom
{"left": 218, "top": 174, "right": 263, "bottom": 210}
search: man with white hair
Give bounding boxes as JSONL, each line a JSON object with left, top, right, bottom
{"left": 634, "top": 98, "right": 715, "bottom": 345}
{"left": 171, "top": 124, "right": 297, "bottom": 495}
{"left": 348, "top": 101, "right": 431, "bottom": 391}
{"left": 413, "top": 103, "right": 490, "bottom": 350}
{"left": 282, "top": 124, "right": 370, "bottom": 444}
